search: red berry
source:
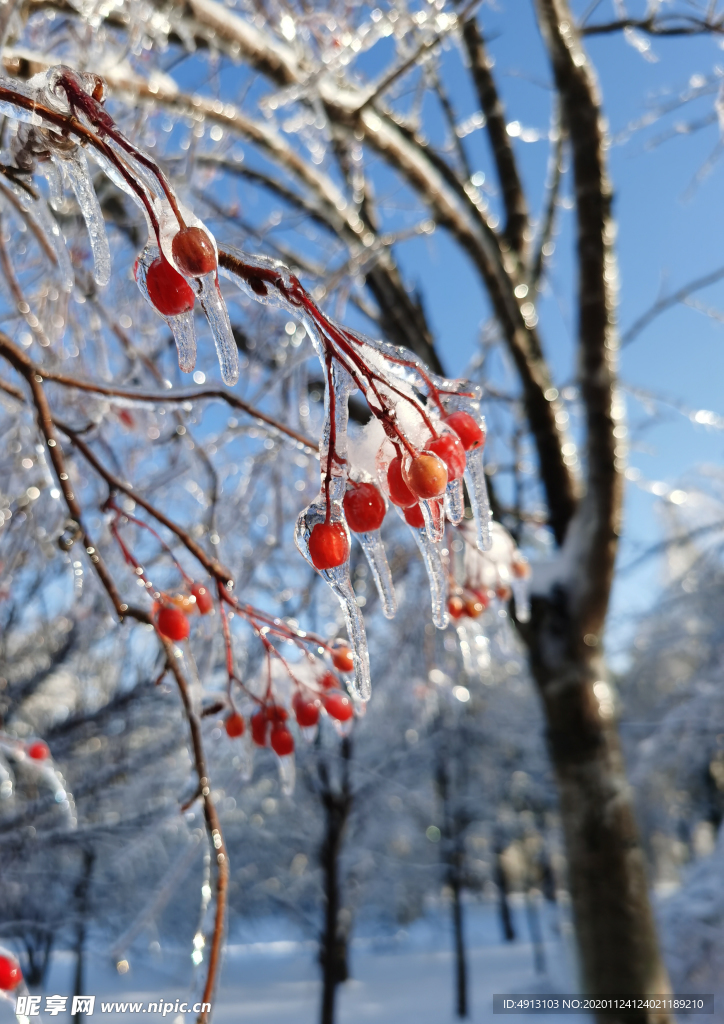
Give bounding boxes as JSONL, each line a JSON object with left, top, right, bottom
{"left": 496, "top": 584, "right": 512, "bottom": 601}
{"left": 472, "top": 588, "right": 491, "bottom": 609}
{"left": 28, "top": 741, "right": 49, "bottom": 760}
{"left": 270, "top": 724, "right": 295, "bottom": 756}
{"left": 251, "top": 708, "right": 269, "bottom": 747}
{"left": 292, "top": 692, "right": 320, "bottom": 727}
{"left": 428, "top": 433, "right": 466, "bottom": 481}
{"left": 0, "top": 954, "right": 21, "bottom": 990}
{"left": 224, "top": 713, "right": 245, "bottom": 738}
{"left": 308, "top": 522, "right": 349, "bottom": 570}
{"left": 448, "top": 596, "right": 465, "bottom": 620}
{"left": 145, "top": 256, "right": 195, "bottom": 317}
{"left": 172, "top": 226, "right": 217, "bottom": 277}
{"left": 405, "top": 453, "right": 447, "bottom": 500}
{"left": 387, "top": 456, "right": 416, "bottom": 508}
{"left": 343, "top": 482, "right": 386, "bottom": 533}
{"left": 324, "top": 691, "right": 354, "bottom": 722}
{"left": 444, "top": 411, "right": 485, "bottom": 452}
{"left": 156, "top": 606, "right": 190, "bottom": 642}
{"left": 403, "top": 503, "right": 425, "bottom": 529}
{"left": 464, "top": 596, "right": 485, "bottom": 619}
{"left": 192, "top": 582, "right": 214, "bottom": 615}
{"left": 331, "top": 646, "right": 354, "bottom": 673}
{"left": 512, "top": 555, "right": 531, "bottom": 580}
{"left": 320, "top": 671, "right": 340, "bottom": 689}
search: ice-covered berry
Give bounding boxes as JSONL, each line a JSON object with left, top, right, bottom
{"left": 444, "top": 411, "right": 485, "bottom": 452}
{"left": 405, "top": 453, "right": 447, "bottom": 500}
{"left": 192, "top": 582, "right": 214, "bottom": 615}
{"left": 343, "top": 482, "right": 386, "bottom": 533}
{"left": 270, "top": 724, "right": 294, "bottom": 756}
{"left": 428, "top": 433, "right": 466, "bottom": 481}
{"left": 145, "top": 256, "right": 195, "bottom": 317}
{"left": 324, "top": 691, "right": 354, "bottom": 722}
{"left": 172, "top": 226, "right": 217, "bottom": 277}
{"left": 386, "top": 456, "right": 416, "bottom": 508}
{"left": 156, "top": 606, "right": 190, "bottom": 642}
{"left": 224, "top": 713, "right": 245, "bottom": 738}
{"left": 308, "top": 522, "right": 349, "bottom": 570}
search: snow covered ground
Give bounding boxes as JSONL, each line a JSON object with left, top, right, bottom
{"left": 2, "top": 899, "right": 584, "bottom": 1024}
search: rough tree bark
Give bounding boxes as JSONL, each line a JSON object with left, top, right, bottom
{"left": 318, "top": 738, "right": 353, "bottom": 1024}
{"left": 526, "top": 3, "right": 672, "bottom": 1018}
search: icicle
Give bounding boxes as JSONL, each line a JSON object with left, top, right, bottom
{"left": 511, "top": 576, "right": 530, "bottom": 622}
{"left": 399, "top": 508, "right": 448, "bottom": 628}
{"left": 421, "top": 496, "right": 445, "bottom": 544}
{"left": 41, "top": 157, "right": 64, "bottom": 210}
{"left": 59, "top": 149, "right": 111, "bottom": 286}
{"left": 295, "top": 501, "right": 371, "bottom": 701}
{"left": 355, "top": 529, "right": 397, "bottom": 619}
{"left": 278, "top": 753, "right": 295, "bottom": 796}
{"left": 445, "top": 477, "right": 464, "bottom": 525}
{"left": 456, "top": 622, "right": 475, "bottom": 675}
{"left": 6, "top": 182, "right": 74, "bottom": 292}
{"left": 464, "top": 445, "right": 492, "bottom": 551}
{"left": 0, "top": 752, "right": 12, "bottom": 799}
{"left": 134, "top": 241, "right": 197, "bottom": 373}
{"left": 196, "top": 274, "right": 238, "bottom": 386}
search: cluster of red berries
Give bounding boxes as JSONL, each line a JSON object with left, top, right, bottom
{"left": 307, "top": 411, "right": 485, "bottom": 570}
{"left": 154, "top": 582, "right": 214, "bottom": 641}
{"left": 447, "top": 589, "right": 489, "bottom": 621}
{"left": 142, "top": 227, "right": 217, "bottom": 318}
{"left": 0, "top": 953, "right": 21, "bottom": 990}
{"left": 222, "top": 645, "right": 355, "bottom": 755}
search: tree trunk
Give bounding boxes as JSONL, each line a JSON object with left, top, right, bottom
{"left": 494, "top": 844, "right": 516, "bottom": 942}
{"left": 318, "top": 739, "right": 352, "bottom": 1024}
{"left": 450, "top": 875, "right": 468, "bottom": 1018}
{"left": 530, "top": 629, "right": 670, "bottom": 1024}
{"left": 525, "top": 890, "right": 546, "bottom": 976}
{"left": 73, "top": 848, "right": 94, "bottom": 1024}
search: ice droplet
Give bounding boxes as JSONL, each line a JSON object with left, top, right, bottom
{"left": 444, "top": 477, "right": 464, "bottom": 525}
{"left": 421, "top": 496, "right": 445, "bottom": 544}
{"left": 398, "top": 508, "right": 449, "bottom": 628}
{"left": 355, "top": 529, "right": 397, "bottom": 619}
{"left": 278, "top": 753, "right": 296, "bottom": 796}
{"left": 135, "top": 241, "right": 197, "bottom": 373}
{"left": 512, "top": 576, "right": 531, "bottom": 623}
{"left": 196, "top": 274, "right": 238, "bottom": 386}
{"left": 60, "top": 149, "right": 111, "bottom": 286}
{"left": 464, "top": 445, "right": 492, "bottom": 551}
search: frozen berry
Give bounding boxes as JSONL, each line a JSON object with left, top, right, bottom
{"left": 320, "top": 671, "right": 340, "bottom": 689}
{"left": 172, "top": 226, "right": 217, "bottom": 277}
{"left": 28, "top": 741, "right": 49, "bottom": 760}
{"left": 0, "top": 954, "right": 21, "bottom": 990}
{"left": 512, "top": 555, "right": 531, "bottom": 579}
{"left": 448, "top": 596, "right": 465, "bottom": 620}
{"left": 224, "top": 712, "right": 245, "bottom": 738}
{"left": 192, "top": 582, "right": 214, "bottom": 615}
{"left": 343, "top": 482, "right": 386, "bottom": 533}
{"left": 464, "top": 596, "right": 485, "bottom": 619}
{"left": 428, "top": 433, "right": 466, "bottom": 481}
{"left": 331, "top": 645, "right": 354, "bottom": 673}
{"left": 251, "top": 708, "right": 269, "bottom": 747}
{"left": 324, "top": 691, "right": 354, "bottom": 722}
{"left": 156, "top": 606, "right": 190, "bottom": 642}
{"left": 270, "top": 724, "right": 294, "bottom": 756}
{"left": 387, "top": 456, "right": 416, "bottom": 508}
{"left": 145, "top": 256, "right": 195, "bottom": 317}
{"left": 292, "top": 692, "right": 320, "bottom": 727}
{"left": 496, "top": 584, "right": 512, "bottom": 601}
{"left": 406, "top": 453, "right": 447, "bottom": 500}
{"left": 444, "top": 411, "right": 485, "bottom": 452}
{"left": 403, "top": 503, "right": 425, "bottom": 529}
{"left": 308, "top": 522, "right": 349, "bottom": 570}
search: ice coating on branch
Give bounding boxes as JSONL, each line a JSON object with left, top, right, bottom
{"left": 511, "top": 576, "right": 531, "bottom": 623}
{"left": 59, "top": 149, "right": 111, "bottom": 286}
{"left": 355, "top": 529, "right": 397, "bottom": 619}
{"left": 197, "top": 274, "right": 238, "bottom": 386}
{"left": 41, "top": 157, "right": 63, "bottom": 210}
{"left": 134, "top": 242, "right": 197, "bottom": 373}
{"left": 464, "top": 445, "right": 492, "bottom": 551}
